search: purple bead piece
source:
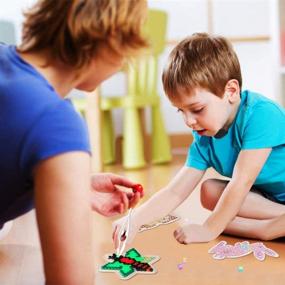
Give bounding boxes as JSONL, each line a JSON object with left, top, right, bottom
{"left": 177, "top": 263, "right": 184, "bottom": 270}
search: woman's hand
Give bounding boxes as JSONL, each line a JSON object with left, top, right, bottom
{"left": 90, "top": 173, "right": 143, "bottom": 217}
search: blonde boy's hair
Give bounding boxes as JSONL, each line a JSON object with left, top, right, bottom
{"left": 19, "top": 0, "right": 148, "bottom": 69}
{"left": 162, "top": 33, "right": 242, "bottom": 98}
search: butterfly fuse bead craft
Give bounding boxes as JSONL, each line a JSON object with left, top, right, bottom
{"left": 99, "top": 248, "right": 160, "bottom": 280}
{"left": 100, "top": 208, "right": 160, "bottom": 280}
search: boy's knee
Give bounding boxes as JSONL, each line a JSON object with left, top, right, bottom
{"left": 200, "top": 179, "right": 217, "bottom": 210}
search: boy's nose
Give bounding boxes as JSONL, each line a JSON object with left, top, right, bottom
{"left": 185, "top": 115, "right": 197, "bottom": 128}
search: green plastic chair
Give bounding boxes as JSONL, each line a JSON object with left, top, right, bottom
{"left": 73, "top": 9, "right": 172, "bottom": 169}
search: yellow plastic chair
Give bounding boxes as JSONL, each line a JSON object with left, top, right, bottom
{"left": 73, "top": 9, "right": 172, "bottom": 169}
{"left": 101, "top": 9, "right": 171, "bottom": 169}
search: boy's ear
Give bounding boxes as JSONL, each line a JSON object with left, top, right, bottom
{"left": 224, "top": 79, "right": 240, "bottom": 103}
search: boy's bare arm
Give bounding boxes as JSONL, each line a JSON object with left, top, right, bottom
{"left": 204, "top": 148, "right": 272, "bottom": 237}
{"left": 34, "top": 152, "right": 94, "bottom": 285}
{"left": 133, "top": 166, "right": 205, "bottom": 227}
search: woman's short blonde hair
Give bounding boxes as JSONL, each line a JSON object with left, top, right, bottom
{"left": 19, "top": 0, "right": 148, "bottom": 69}
{"left": 162, "top": 33, "right": 242, "bottom": 99}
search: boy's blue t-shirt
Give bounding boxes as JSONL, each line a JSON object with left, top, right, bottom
{"left": 186, "top": 90, "right": 285, "bottom": 202}
{"left": 0, "top": 44, "right": 90, "bottom": 215}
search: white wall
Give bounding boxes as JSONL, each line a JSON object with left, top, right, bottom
{"left": 0, "top": 0, "right": 277, "bottom": 135}
{"left": 0, "top": 0, "right": 34, "bottom": 42}
{"left": 146, "top": 0, "right": 275, "bottom": 134}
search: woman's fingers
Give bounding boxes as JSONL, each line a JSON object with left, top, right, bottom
{"left": 120, "top": 192, "right": 129, "bottom": 213}
{"left": 129, "top": 192, "right": 141, "bottom": 208}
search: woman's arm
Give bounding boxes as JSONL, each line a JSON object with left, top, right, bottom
{"left": 34, "top": 151, "right": 94, "bottom": 285}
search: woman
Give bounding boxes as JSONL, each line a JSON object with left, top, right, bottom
{"left": 0, "top": 0, "right": 148, "bottom": 284}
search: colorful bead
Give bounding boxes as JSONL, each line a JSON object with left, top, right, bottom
{"left": 132, "top": 184, "right": 144, "bottom": 193}
{"left": 237, "top": 265, "right": 244, "bottom": 272}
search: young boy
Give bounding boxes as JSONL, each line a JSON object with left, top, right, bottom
{"left": 113, "top": 33, "right": 285, "bottom": 248}
{"left": 0, "top": 0, "right": 147, "bottom": 284}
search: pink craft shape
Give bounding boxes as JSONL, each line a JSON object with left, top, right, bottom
{"left": 208, "top": 241, "right": 251, "bottom": 259}
{"left": 250, "top": 242, "right": 279, "bottom": 261}
{"left": 208, "top": 241, "right": 279, "bottom": 261}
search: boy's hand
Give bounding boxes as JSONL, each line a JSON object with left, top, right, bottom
{"left": 90, "top": 173, "right": 143, "bottom": 217}
{"left": 112, "top": 216, "right": 140, "bottom": 250}
{"left": 174, "top": 223, "right": 217, "bottom": 244}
